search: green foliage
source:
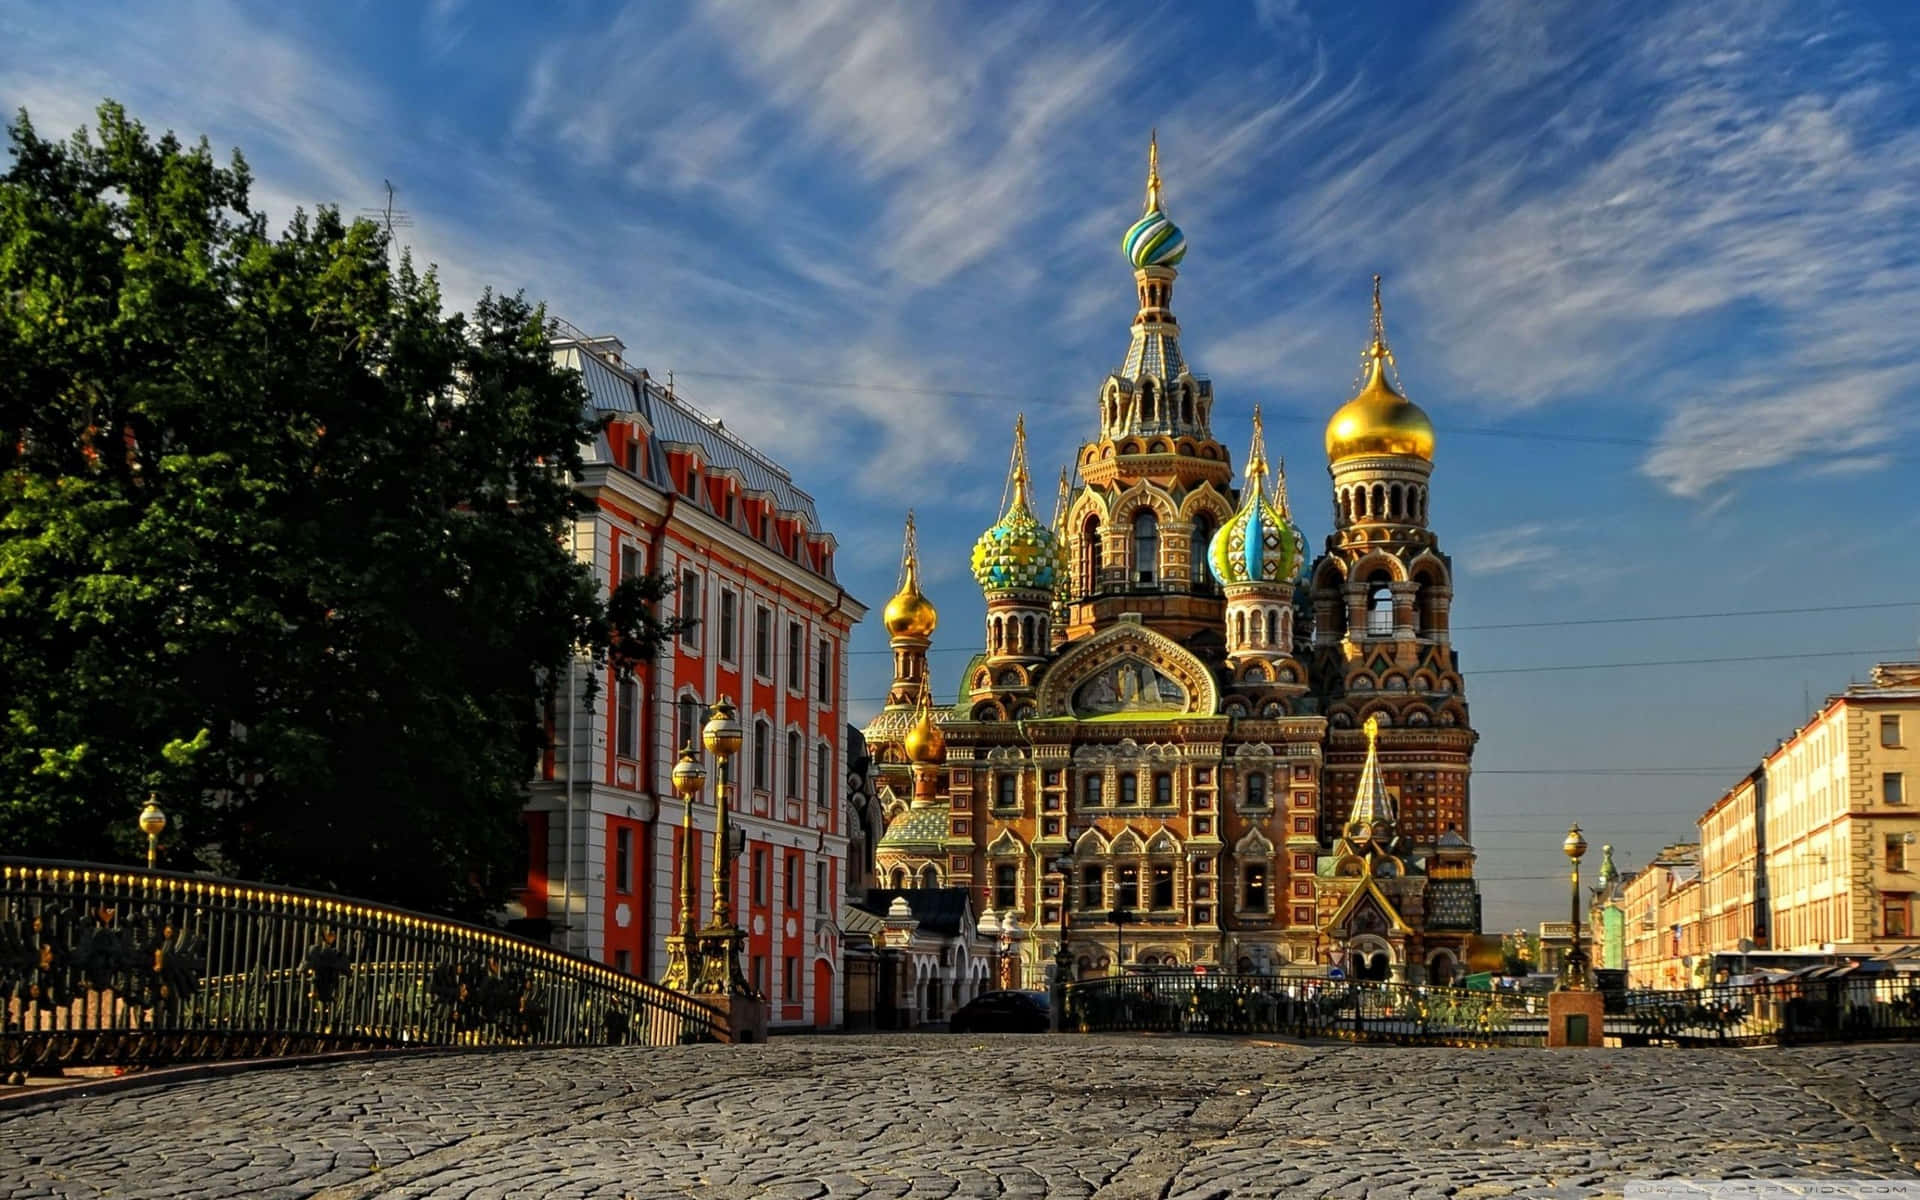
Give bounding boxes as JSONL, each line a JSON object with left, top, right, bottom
{"left": 0, "top": 102, "right": 683, "bottom": 916}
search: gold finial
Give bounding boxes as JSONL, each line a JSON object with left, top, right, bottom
{"left": 1245, "top": 404, "right": 1269, "bottom": 485}
{"left": 1355, "top": 273, "right": 1401, "bottom": 394}
{"left": 1370, "top": 273, "right": 1385, "bottom": 351}
{"left": 1272, "top": 451, "right": 1292, "bottom": 517}
{"left": 1145, "top": 129, "right": 1163, "bottom": 214}
{"left": 1363, "top": 712, "right": 1380, "bottom": 747}
{"left": 1001, "top": 414, "right": 1033, "bottom": 515}
{"left": 898, "top": 510, "right": 920, "bottom": 592}
{"left": 1051, "top": 467, "right": 1071, "bottom": 533}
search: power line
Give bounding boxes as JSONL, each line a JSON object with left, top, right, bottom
{"left": 844, "top": 599, "right": 1920, "bottom": 655}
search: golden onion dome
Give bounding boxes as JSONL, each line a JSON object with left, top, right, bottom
{"left": 903, "top": 704, "right": 945, "bottom": 764}
{"left": 1328, "top": 278, "right": 1435, "bottom": 465}
{"left": 883, "top": 511, "right": 939, "bottom": 639}
{"left": 1325, "top": 352, "right": 1434, "bottom": 464}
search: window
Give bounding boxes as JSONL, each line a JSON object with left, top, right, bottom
{"left": 785, "top": 853, "right": 800, "bottom": 909}
{"left": 920, "top": 865, "right": 938, "bottom": 888}
{"left": 753, "top": 719, "right": 771, "bottom": 791}
{"left": 1889, "top": 772, "right": 1906, "bottom": 806}
{"left": 718, "top": 590, "right": 738, "bottom": 662}
{"left": 1080, "top": 514, "right": 1103, "bottom": 594}
{"left": 752, "top": 848, "right": 769, "bottom": 907}
{"left": 816, "top": 860, "right": 829, "bottom": 911}
{"left": 615, "top": 677, "right": 638, "bottom": 760}
{"left": 677, "top": 696, "right": 700, "bottom": 754}
{"left": 1132, "top": 511, "right": 1158, "bottom": 583}
{"left": 786, "top": 730, "right": 802, "bottom": 796}
{"left": 1887, "top": 834, "right": 1910, "bottom": 873}
{"left": 994, "top": 864, "right": 1018, "bottom": 911}
{"left": 1246, "top": 772, "right": 1267, "bottom": 807}
{"left": 1116, "top": 865, "right": 1139, "bottom": 910}
{"left": 787, "top": 620, "right": 803, "bottom": 691}
{"left": 1083, "top": 774, "right": 1104, "bottom": 806}
{"left": 722, "top": 488, "right": 735, "bottom": 523}
{"left": 614, "top": 827, "right": 633, "bottom": 894}
{"left": 1884, "top": 715, "right": 1904, "bottom": 748}
{"left": 784, "top": 956, "right": 799, "bottom": 1003}
{"left": 816, "top": 744, "right": 831, "bottom": 807}
{"left": 1244, "top": 865, "right": 1269, "bottom": 911}
{"left": 1367, "top": 584, "right": 1393, "bottom": 636}
{"left": 754, "top": 607, "right": 772, "bottom": 678}
{"left": 614, "top": 949, "right": 631, "bottom": 974}
{"left": 1119, "top": 774, "right": 1138, "bottom": 806}
{"left": 1191, "top": 516, "right": 1214, "bottom": 593}
{"left": 680, "top": 570, "right": 701, "bottom": 648}
{"left": 1150, "top": 863, "right": 1174, "bottom": 909}
{"left": 1080, "top": 865, "right": 1104, "bottom": 911}
{"left": 1153, "top": 772, "right": 1173, "bottom": 806}
{"left": 752, "top": 955, "right": 767, "bottom": 996}
{"left": 996, "top": 773, "right": 1017, "bottom": 808}
{"left": 817, "top": 637, "right": 831, "bottom": 702}
{"left": 621, "top": 539, "right": 643, "bottom": 583}
{"left": 1886, "top": 897, "right": 1911, "bottom": 938}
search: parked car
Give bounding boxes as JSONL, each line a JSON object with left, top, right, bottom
{"left": 949, "top": 990, "right": 1050, "bottom": 1034}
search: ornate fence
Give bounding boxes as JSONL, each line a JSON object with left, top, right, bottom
{"left": 1065, "top": 973, "right": 1546, "bottom": 1046}
{"left": 1, "top": 858, "right": 718, "bottom": 1075}
{"left": 1065, "top": 971, "right": 1920, "bottom": 1047}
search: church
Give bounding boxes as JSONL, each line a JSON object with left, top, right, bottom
{"left": 864, "top": 138, "right": 1481, "bottom": 987}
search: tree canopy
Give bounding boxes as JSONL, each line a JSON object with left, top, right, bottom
{"left": 0, "top": 101, "right": 680, "bottom": 916}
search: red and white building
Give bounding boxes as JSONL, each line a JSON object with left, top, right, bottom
{"left": 518, "top": 331, "right": 864, "bottom": 1032}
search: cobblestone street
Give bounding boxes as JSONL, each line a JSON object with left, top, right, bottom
{"left": 3, "top": 1037, "right": 1917, "bottom": 1199}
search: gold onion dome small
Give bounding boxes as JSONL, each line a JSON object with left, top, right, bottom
{"left": 883, "top": 511, "right": 939, "bottom": 638}
{"left": 1325, "top": 276, "right": 1434, "bottom": 465}
{"left": 903, "top": 701, "right": 945, "bottom": 764}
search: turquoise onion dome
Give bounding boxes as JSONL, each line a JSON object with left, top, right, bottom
{"left": 972, "top": 416, "right": 1062, "bottom": 593}
{"left": 1122, "top": 132, "right": 1187, "bottom": 269}
{"left": 1208, "top": 407, "right": 1305, "bottom": 585}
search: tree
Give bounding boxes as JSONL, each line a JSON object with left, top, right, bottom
{"left": 0, "top": 102, "right": 683, "bottom": 917}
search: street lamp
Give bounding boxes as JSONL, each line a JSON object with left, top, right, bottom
{"left": 1562, "top": 822, "right": 1590, "bottom": 990}
{"left": 695, "top": 698, "right": 751, "bottom": 997}
{"left": 138, "top": 796, "right": 167, "bottom": 869}
{"left": 1108, "top": 906, "right": 1137, "bottom": 975}
{"left": 1047, "top": 852, "right": 1075, "bottom": 1033}
{"left": 662, "top": 743, "right": 705, "bottom": 991}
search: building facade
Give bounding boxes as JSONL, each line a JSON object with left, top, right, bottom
{"left": 518, "top": 333, "right": 865, "bottom": 1031}
{"left": 864, "top": 140, "right": 1482, "bottom": 987}
{"left": 1698, "top": 768, "right": 1767, "bottom": 956}
{"left": 1617, "top": 843, "right": 1703, "bottom": 989}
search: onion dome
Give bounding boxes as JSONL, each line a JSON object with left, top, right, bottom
{"left": 1121, "top": 132, "right": 1187, "bottom": 269}
{"left": 1326, "top": 275, "right": 1434, "bottom": 465}
{"left": 903, "top": 695, "right": 945, "bottom": 764}
{"left": 1208, "top": 406, "right": 1306, "bottom": 585}
{"left": 971, "top": 415, "right": 1062, "bottom": 593}
{"left": 882, "top": 511, "right": 938, "bottom": 639}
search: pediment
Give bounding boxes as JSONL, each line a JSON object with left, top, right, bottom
{"left": 1035, "top": 623, "right": 1219, "bottom": 718}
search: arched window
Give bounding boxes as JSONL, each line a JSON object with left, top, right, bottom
{"left": 753, "top": 719, "right": 772, "bottom": 791}
{"left": 1246, "top": 772, "right": 1267, "bottom": 807}
{"left": 1141, "top": 379, "right": 1156, "bottom": 423}
{"left": 1182, "top": 391, "right": 1194, "bottom": 425}
{"left": 1081, "top": 514, "right": 1102, "bottom": 594}
{"left": 786, "top": 729, "right": 802, "bottom": 795}
{"left": 891, "top": 867, "right": 907, "bottom": 889}
{"left": 1133, "top": 510, "right": 1159, "bottom": 584}
{"left": 920, "top": 865, "right": 939, "bottom": 889}
{"left": 1265, "top": 609, "right": 1279, "bottom": 645}
{"left": 1235, "top": 611, "right": 1248, "bottom": 644}
{"left": 1367, "top": 580, "right": 1394, "bottom": 636}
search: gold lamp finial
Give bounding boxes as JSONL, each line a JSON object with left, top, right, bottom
{"left": 884, "top": 510, "right": 938, "bottom": 639}
{"left": 1146, "top": 128, "right": 1162, "bottom": 213}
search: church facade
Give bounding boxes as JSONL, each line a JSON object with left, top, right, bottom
{"left": 865, "top": 140, "right": 1481, "bottom": 986}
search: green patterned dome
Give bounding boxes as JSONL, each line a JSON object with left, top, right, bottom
{"left": 972, "top": 414, "right": 1061, "bottom": 595}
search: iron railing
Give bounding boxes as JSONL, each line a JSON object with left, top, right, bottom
{"left": 1065, "top": 971, "right": 1920, "bottom": 1047}
{"left": 1, "top": 858, "right": 718, "bottom": 1073}
{"left": 1616, "top": 976, "right": 1920, "bottom": 1046}
{"left": 1065, "top": 974, "right": 1545, "bottom": 1046}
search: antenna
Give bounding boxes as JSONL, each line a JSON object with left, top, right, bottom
{"left": 359, "top": 179, "right": 414, "bottom": 240}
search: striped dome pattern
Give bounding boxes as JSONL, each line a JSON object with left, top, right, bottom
{"left": 1123, "top": 209, "right": 1187, "bottom": 269}
{"left": 1208, "top": 485, "right": 1304, "bottom": 586}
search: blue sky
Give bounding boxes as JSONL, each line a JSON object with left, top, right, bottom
{"left": 7, "top": 0, "right": 1919, "bottom": 932}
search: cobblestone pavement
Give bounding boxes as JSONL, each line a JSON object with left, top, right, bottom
{"left": 3, "top": 1037, "right": 1918, "bottom": 1199}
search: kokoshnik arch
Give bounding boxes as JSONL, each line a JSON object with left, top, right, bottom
{"left": 866, "top": 136, "right": 1481, "bottom": 986}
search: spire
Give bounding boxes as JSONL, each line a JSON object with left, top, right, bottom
{"left": 898, "top": 509, "right": 921, "bottom": 593}
{"left": 1244, "top": 404, "right": 1270, "bottom": 487}
{"left": 1346, "top": 714, "right": 1397, "bottom": 834}
{"left": 1145, "top": 128, "right": 1162, "bottom": 214}
{"left": 1358, "top": 273, "right": 1401, "bottom": 395}
{"left": 1050, "top": 466, "right": 1072, "bottom": 534}
{"left": 1000, "top": 413, "right": 1034, "bottom": 517}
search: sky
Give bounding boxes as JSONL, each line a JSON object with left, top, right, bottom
{"left": 6, "top": 0, "right": 1919, "bottom": 933}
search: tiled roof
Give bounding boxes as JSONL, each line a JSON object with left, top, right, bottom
{"left": 877, "top": 805, "right": 949, "bottom": 848}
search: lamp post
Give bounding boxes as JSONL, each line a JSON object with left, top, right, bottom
{"left": 1048, "top": 852, "right": 1074, "bottom": 1031}
{"left": 694, "top": 698, "right": 751, "bottom": 997}
{"left": 1562, "top": 822, "right": 1590, "bottom": 990}
{"left": 662, "top": 744, "right": 705, "bottom": 991}
{"left": 138, "top": 796, "right": 167, "bottom": 869}
{"left": 1108, "top": 906, "right": 1137, "bottom": 976}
